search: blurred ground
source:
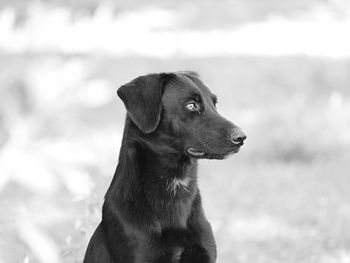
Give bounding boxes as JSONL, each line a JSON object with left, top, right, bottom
{"left": 0, "top": 1, "right": 350, "bottom": 263}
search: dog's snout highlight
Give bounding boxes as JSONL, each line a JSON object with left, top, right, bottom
{"left": 230, "top": 128, "right": 247, "bottom": 145}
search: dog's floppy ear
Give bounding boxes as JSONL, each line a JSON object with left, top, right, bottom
{"left": 117, "top": 73, "right": 174, "bottom": 134}
{"left": 179, "top": 70, "right": 200, "bottom": 78}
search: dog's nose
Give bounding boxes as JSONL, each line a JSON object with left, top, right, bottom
{"left": 230, "top": 129, "right": 247, "bottom": 145}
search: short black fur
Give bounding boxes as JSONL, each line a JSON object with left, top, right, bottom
{"left": 83, "top": 72, "right": 246, "bottom": 263}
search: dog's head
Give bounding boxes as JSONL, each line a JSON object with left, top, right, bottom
{"left": 117, "top": 71, "right": 246, "bottom": 159}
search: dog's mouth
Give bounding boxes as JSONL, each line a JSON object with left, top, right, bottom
{"left": 186, "top": 148, "right": 206, "bottom": 157}
{"left": 186, "top": 147, "right": 240, "bottom": 159}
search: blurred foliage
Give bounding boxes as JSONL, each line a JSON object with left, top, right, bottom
{"left": 0, "top": 54, "right": 350, "bottom": 263}
{"left": 1, "top": 1, "right": 350, "bottom": 263}
{"left": 0, "top": 0, "right": 347, "bottom": 28}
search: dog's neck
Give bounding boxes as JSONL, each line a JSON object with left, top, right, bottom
{"left": 116, "top": 118, "right": 198, "bottom": 192}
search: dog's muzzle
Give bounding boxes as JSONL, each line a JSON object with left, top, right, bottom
{"left": 229, "top": 129, "right": 247, "bottom": 146}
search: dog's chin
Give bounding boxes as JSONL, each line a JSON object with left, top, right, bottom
{"left": 186, "top": 147, "right": 240, "bottom": 160}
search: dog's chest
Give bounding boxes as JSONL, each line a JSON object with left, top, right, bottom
{"left": 159, "top": 196, "right": 193, "bottom": 229}
{"left": 156, "top": 177, "right": 197, "bottom": 228}
{"left": 166, "top": 177, "right": 192, "bottom": 196}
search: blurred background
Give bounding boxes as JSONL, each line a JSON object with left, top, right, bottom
{"left": 1, "top": 0, "right": 350, "bottom": 262}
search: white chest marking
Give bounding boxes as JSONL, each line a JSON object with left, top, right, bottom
{"left": 167, "top": 177, "right": 192, "bottom": 196}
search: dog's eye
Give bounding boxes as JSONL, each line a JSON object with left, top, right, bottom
{"left": 186, "top": 102, "right": 200, "bottom": 112}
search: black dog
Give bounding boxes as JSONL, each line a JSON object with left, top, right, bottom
{"left": 83, "top": 71, "right": 246, "bottom": 263}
